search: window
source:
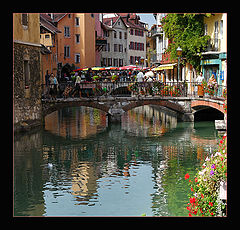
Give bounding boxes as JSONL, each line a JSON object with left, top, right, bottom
{"left": 64, "top": 26, "right": 70, "bottom": 37}
{"left": 107, "top": 58, "right": 112, "bottom": 66}
{"left": 102, "top": 58, "right": 106, "bottom": 66}
{"left": 119, "top": 44, "right": 123, "bottom": 52}
{"left": 114, "top": 44, "right": 118, "bottom": 52}
{"left": 75, "top": 34, "right": 80, "bottom": 44}
{"left": 64, "top": 45, "right": 70, "bottom": 58}
{"left": 214, "top": 21, "right": 219, "bottom": 50}
{"left": 68, "top": 14, "right": 71, "bottom": 18}
{"left": 220, "top": 20, "right": 223, "bottom": 39}
{"left": 104, "top": 30, "right": 109, "bottom": 37}
{"left": 130, "top": 56, "right": 134, "bottom": 64}
{"left": 119, "top": 31, "right": 122, "bottom": 39}
{"left": 119, "top": 59, "right": 123, "bottom": 67}
{"left": 129, "top": 41, "right": 134, "bottom": 50}
{"left": 75, "top": 17, "right": 80, "bottom": 26}
{"left": 130, "top": 29, "right": 133, "bottom": 35}
{"left": 75, "top": 53, "right": 80, "bottom": 63}
{"left": 107, "top": 43, "right": 110, "bottom": 52}
{"left": 114, "top": 31, "right": 117, "bottom": 39}
{"left": 124, "top": 32, "right": 127, "bottom": 39}
{"left": 24, "top": 60, "right": 30, "bottom": 87}
{"left": 114, "top": 58, "right": 118, "bottom": 66}
{"left": 91, "top": 13, "right": 94, "bottom": 18}
{"left": 22, "top": 13, "right": 28, "bottom": 27}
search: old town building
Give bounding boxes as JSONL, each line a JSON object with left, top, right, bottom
{"left": 101, "top": 13, "right": 147, "bottom": 67}
{"left": 13, "top": 13, "right": 42, "bottom": 132}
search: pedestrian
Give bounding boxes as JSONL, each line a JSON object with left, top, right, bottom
{"left": 53, "top": 73, "right": 58, "bottom": 100}
{"left": 195, "top": 72, "right": 204, "bottom": 97}
{"left": 45, "top": 70, "right": 50, "bottom": 98}
{"left": 49, "top": 73, "right": 54, "bottom": 100}
{"left": 73, "top": 72, "right": 82, "bottom": 98}
{"left": 85, "top": 68, "right": 93, "bottom": 97}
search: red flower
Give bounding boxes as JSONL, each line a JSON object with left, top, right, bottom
{"left": 209, "top": 202, "right": 213, "bottom": 206}
{"left": 188, "top": 213, "right": 192, "bottom": 217}
{"left": 191, "top": 187, "right": 194, "bottom": 192}
{"left": 185, "top": 173, "right": 190, "bottom": 180}
{"left": 190, "top": 197, "right": 196, "bottom": 204}
{"left": 220, "top": 140, "right": 223, "bottom": 144}
{"left": 195, "top": 177, "right": 198, "bottom": 182}
{"left": 201, "top": 194, "right": 204, "bottom": 198}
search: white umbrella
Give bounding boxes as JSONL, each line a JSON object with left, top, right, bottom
{"left": 144, "top": 71, "right": 154, "bottom": 77}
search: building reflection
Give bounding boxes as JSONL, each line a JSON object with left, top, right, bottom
{"left": 15, "top": 105, "right": 220, "bottom": 216}
{"left": 44, "top": 107, "right": 108, "bottom": 139}
{"left": 122, "top": 105, "right": 177, "bottom": 137}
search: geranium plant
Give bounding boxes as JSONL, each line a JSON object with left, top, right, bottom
{"left": 185, "top": 133, "right": 227, "bottom": 216}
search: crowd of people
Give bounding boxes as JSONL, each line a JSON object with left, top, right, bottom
{"left": 43, "top": 67, "right": 218, "bottom": 99}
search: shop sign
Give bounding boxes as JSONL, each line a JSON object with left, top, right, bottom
{"left": 201, "top": 59, "right": 220, "bottom": 65}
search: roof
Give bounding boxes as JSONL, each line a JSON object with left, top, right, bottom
{"left": 40, "top": 14, "right": 61, "bottom": 34}
{"left": 102, "top": 15, "right": 147, "bottom": 31}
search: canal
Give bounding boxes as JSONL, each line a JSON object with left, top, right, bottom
{"left": 14, "top": 105, "right": 220, "bottom": 216}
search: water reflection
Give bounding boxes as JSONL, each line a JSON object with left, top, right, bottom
{"left": 44, "top": 107, "right": 108, "bottom": 139}
{"left": 14, "top": 105, "right": 219, "bottom": 216}
{"left": 122, "top": 105, "right": 177, "bottom": 137}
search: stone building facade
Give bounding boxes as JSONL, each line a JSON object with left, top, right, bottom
{"left": 13, "top": 13, "right": 42, "bottom": 132}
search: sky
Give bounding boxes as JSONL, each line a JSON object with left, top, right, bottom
{"left": 137, "top": 13, "right": 156, "bottom": 28}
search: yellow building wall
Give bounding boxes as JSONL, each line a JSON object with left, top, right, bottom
{"left": 79, "top": 13, "right": 95, "bottom": 68}
{"left": 204, "top": 13, "right": 227, "bottom": 52}
{"left": 13, "top": 13, "right": 40, "bottom": 45}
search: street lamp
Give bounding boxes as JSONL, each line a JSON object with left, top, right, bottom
{"left": 176, "top": 47, "right": 182, "bottom": 82}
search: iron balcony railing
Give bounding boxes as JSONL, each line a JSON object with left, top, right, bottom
{"left": 41, "top": 80, "right": 226, "bottom": 100}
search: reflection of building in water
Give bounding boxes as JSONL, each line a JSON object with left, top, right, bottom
{"left": 71, "top": 162, "right": 98, "bottom": 202}
{"left": 122, "top": 105, "right": 177, "bottom": 137}
{"left": 44, "top": 107, "right": 107, "bottom": 139}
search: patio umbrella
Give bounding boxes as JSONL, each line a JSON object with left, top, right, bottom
{"left": 119, "top": 65, "right": 137, "bottom": 70}
{"left": 105, "top": 66, "right": 119, "bottom": 70}
{"left": 92, "top": 67, "right": 105, "bottom": 71}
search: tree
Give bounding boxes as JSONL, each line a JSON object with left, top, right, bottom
{"left": 161, "top": 14, "right": 211, "bottom": 72}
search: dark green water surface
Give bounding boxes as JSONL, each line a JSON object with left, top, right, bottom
{"left": 14, "top": 105, "right": 219, "bottom": 216}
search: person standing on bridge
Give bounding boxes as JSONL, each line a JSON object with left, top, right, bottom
{"left": 195, "top": 72, "right": 204, "bottom": 97}
{"left": 72, "top": 72, "right": 82, "bottom": 98}
{"left": 136, "top": 70, "right": 145, "bottom": 95}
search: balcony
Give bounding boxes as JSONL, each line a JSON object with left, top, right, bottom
{"left": 206, "top": 38, "right": 221, "bottom": 52}
{"left": 151, "top": 27, "right": 163, "bottom": 37}
{"left": 96, "top": 36, "right": 107, "bottom": 51}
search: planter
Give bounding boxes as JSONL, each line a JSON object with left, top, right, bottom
{"left": 197, "top": 85, "right": 204, "bottom": 97}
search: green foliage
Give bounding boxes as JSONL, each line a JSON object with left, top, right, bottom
{"left": 161, "top": 14, "right": 211, "bottom": 71}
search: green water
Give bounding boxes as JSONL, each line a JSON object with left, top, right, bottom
{"left": 14, "top": 105, "right": 219, "bottom": 216}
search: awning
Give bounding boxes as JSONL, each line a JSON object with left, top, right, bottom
{"left": 153, "top": 63, "right": 177, "bottom": 71}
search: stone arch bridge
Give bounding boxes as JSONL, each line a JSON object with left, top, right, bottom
{"left": 41, "top": 96, "right": 225, "bottom": 123}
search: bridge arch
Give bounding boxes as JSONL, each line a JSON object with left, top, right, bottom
{"left": 42, "top": 100, "right": 110, "bottom": 118}
{"left": 122, "top": 99, "right": 186, "bottom": 114}
{"left": 191, "top": 100, "right": 225, "bottom": 114}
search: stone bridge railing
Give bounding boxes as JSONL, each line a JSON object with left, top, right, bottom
{"left": 41, "top": 81, "right": 226, "bottom": 123}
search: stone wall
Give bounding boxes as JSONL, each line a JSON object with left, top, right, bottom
{"left": 14, "top": 42, "right": 42, "bottom": 132}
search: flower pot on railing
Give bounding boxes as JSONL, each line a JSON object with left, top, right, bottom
{"left": 197, "top": 85, "right": 204, "bottom": 97}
